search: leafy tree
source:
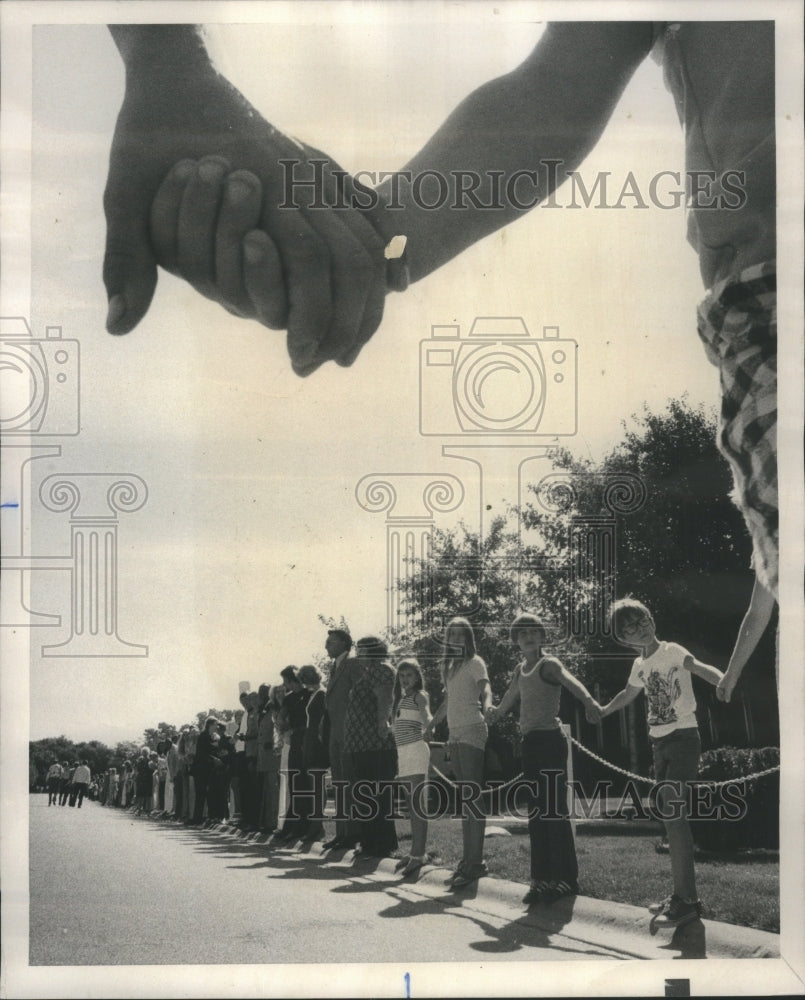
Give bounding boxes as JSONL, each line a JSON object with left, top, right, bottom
{"left": 389, "top": 396, "right": 777, "bottom": 772}
{"left": 29, "top": 736, "right": 112, "bottom": 782}
{"left": 29, "top": 736, "right": 78, "bottom": 783}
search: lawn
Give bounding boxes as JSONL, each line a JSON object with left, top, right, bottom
{"left": 391, "top": 816, "right": 780, "bottom": 933}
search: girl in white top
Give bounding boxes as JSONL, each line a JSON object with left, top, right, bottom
{"left": 392, "top": 659, "right": 432, "bottom": 878}
{"left": 425, "top": 617, "right": 492, "bottom": 888}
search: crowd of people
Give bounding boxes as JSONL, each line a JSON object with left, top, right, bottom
{"left": 43, "top": 603, "right": 728, "bottom": 928}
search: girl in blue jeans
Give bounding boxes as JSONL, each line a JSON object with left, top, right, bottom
{"left": 425, "top": 617, "right": 492, "bottom": 889}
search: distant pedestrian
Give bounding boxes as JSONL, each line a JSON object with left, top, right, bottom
{"left": 46, "top": 762, "right": 62, "bottom": 806}
{"left": 71, "top": 761, "right": 92, "bottom": 808}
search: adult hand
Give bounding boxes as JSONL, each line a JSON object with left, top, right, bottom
{"left": 716, "top": 670, "right": 738, "bottom": 703}
{"left": 484, "top": 705, "right": 498, "bottom": 724}
{"left": 103, "top": 26, "right": 389, "bottom": 375}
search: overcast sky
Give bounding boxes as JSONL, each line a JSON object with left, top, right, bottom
{"left": 13, "top": 11, "right": 770, "bottom": 747}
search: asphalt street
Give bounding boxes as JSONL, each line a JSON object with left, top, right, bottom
{"left": 29, "top": 797, "right": 622, "bottom": 967}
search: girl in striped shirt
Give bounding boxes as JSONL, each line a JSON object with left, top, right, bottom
{"left": 393, "top": 659, "right": 432, "bottom": 878}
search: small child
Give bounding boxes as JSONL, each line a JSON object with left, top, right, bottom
{"left": 392, "top": 658, "right": 432, "bottom": 878}
{"left": 597, "top": 597, "right": 724, "bottom": 928}
{"left": 487, "top": 612, "right": 599, "bottom": 905}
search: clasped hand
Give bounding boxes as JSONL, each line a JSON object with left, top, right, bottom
{"left": 104, "top": 59, "right": 390, "bottom": 376}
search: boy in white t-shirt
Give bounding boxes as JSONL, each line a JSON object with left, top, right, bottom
{"left": 595, "top": 598, "right": 724, "bottom": 929}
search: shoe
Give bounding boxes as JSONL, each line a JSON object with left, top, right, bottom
{"left": 522, "top": 881, "right": 549, "bottom": 905}
{"left": 648, "top": 894, "right": 673, "bottom": 915}
{"left": 651, "top": 895, "right": 702, "bottom": 928}
{"left": 322, "top": 837, "right": 342, "bottom": 850}
{"left": 301, "top": 825, "right": 325, "bottom": 843}
{"left": 538, "top": 880, "right": 579, "bottom": 904}
{"left": 394, "top": 855, "right": 411, "bottom": 872}
{"left": 400, "top": 857, "right": 425, "bottom": 879}
{"left": 446, "top": 861, "right": 468, "bottom": 885}
{"left": 450, "top": 862, "right": 489, "bottom": 890}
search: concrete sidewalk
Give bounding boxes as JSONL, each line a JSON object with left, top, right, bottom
{"left": 201, "top": 818, "right": 780, "bottom": 962}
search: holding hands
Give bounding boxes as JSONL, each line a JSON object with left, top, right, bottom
{"left": 716, "top": 668, "right": 740, "bottom": 703}
{"left": 104, "top": 26, "right": 393, "bottom": 376}
{"left": 584, "top": 699, "right": 603, "bottom": 724}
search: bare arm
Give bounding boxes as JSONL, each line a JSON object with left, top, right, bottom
{"left": 684, "top": 654, "right": 724, "bottom": 688}
{"left": 424, "top": 686, "right": 447, "bottom": 739}
{"left": 478, "top": 677, "right": 493, "bottom": 715}
{"left": 717, "top": 579, "right": 775, "bottom": 702}
{"left": 600, "top": 683, "right": 643, "bottom": 718}
{"left": 488, "top": 668, "right": 521, "bottom": 722}
{"left": 370, "top": 22, "right": 653, "bottom": 280}
{"left": 415, "top": 691, "right": 433, "bottom": 727}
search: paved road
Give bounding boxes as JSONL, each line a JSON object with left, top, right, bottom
{"left": 29, "top": 797, "right": 620, "bottom": 967}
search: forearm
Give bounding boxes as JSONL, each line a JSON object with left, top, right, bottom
{"left": 727, "top": 581, "right": 775, "bottom": 676}
{"left": 109, "top": 25, "right": 212, "bottom": 76}
{"left": 601, "top": 687, "right": 636, "bottom": 717}
{"left": 687, "top": 658, "right": 725, "bottom": 687}
{"left": 560, "top": 672, "right": 595, "bottom": 707}
{"left": 496, "top": 680, "right": 519, "bottom": 717}
{"left": 429, "top": 702, "right": 447, "bottom": 727}
{"left": 371, "top": 22, "right": 651, "bottom": 280}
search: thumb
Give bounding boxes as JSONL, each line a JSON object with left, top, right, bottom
{"left": 103, "top": 210, "right": 158, "bottom": 335}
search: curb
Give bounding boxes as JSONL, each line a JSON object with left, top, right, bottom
{"left": 197, "top": 819, "right": 779, "bottom": 961}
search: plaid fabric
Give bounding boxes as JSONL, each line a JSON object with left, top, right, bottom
{"left": 697, "top": 261, "right": 777, "bottom": 598}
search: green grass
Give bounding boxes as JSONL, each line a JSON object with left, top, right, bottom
{"left": 391, "top": 817, "right": 779, "bottom": 933}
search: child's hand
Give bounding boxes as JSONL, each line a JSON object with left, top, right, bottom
{"left": 585, "top": 700, "right": 602, "bottom": 724}
{"left": 716, "top": 668, "right": 739, "bottom": 703}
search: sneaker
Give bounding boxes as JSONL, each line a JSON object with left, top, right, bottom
{"left": 451, "top": 862, "right": 489, "bottom": 890}
{"left": 539, "top": 880, "right": 579, "bottom": 903}
{"left": 651, "top": 895, "right": 702, "bottom": 928}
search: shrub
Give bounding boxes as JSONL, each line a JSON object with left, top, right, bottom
{"left": 692, "top": 746, "right": 779, "bottom": 852}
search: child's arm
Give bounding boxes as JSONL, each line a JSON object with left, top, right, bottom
{"left": 478, "top": 678, "right": 493, "bottom": 716}
{"left": 423, "top": 689, "right": 447, "bottom": 740}
{"left": 486, "top": 666, "right": 520, "bottom": 723}
{"left": 541, "top": 658, "right": 601, "bottom": 721}
{"left": 717, "top": 578, "right": 775, "bottom": 702}
{"left": 683, "top": 654, "right": 724, "bottom": 688}
{"left": 600, "top": 684, "right": 643, "bottom": 718}
{"left": 370, "top": 22, "right": 653, "bottom": 281}
{"left": 415, "top": 691, "right": 433, "bottom": 727}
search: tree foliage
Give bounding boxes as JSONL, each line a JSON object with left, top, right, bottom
{"left": 392, "top": 398, "right": 758, "bottom": 703}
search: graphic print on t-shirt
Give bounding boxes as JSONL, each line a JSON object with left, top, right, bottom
{"left": 637, "top": 665, "right": 684, "bottom": 727}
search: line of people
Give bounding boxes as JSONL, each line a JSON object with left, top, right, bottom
{"left": 61, "top": 600, "right": 726, "bottom": 927}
